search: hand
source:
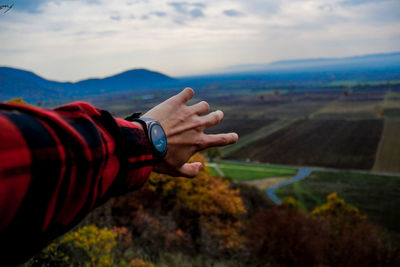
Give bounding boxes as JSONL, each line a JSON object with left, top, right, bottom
{"left": 142, "top": 87, "right": 238, "bottom": 178}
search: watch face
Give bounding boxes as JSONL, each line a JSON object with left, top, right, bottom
{"left": 149, "top": 123, "right": 167, "bottom": 154}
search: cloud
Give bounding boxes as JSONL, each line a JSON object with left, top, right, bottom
{"left": 110, "top": 14, "right": 121, "bottom": 21}
{"left": 152, "top": 11, "right": 167, "bottom": 17}
{"left": 223, "top": 9, "right": 242, "bottom": 17}
{"left": 240, "top": 0, "right": 281, "bottom": 17}
{"left": 340, "top": 0, "right": 389, "bottom": 6}
{"left": 168, "top": 1, "right": 206, "bottom": 18}
{"left": 190, "top": 8, "right": 203, "bottom": 18}
{"left": 0, "top": 0, "right": 399, "bottom": 81}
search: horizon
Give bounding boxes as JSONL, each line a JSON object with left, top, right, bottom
{"left": 2, "top": 50, "right": 400, "bottom": 83}
{"left": 1, "top": 0, "right": 399, "bottom": 81}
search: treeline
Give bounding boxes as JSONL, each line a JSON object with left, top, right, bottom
{"left": 26, "top": 154, "right": 400, "bottom": 266}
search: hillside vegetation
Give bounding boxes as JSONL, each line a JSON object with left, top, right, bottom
{"left": 276, "top": 171, "right": 400, "bottom": 234}
{"left": 25, "top": 154, "right": 400, "bottom": 266}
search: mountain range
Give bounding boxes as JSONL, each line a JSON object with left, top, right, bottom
{"left": 0, "top": 67, "right": 176, "bottom": 102}
{"left": 1, "top": 51, "right": 400, "bottom": 102}
{"left": 221, "top": 51, "right": 400, "bottom": 74}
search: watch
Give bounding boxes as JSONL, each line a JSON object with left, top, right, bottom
{"left": 125, "top": 113, "right": 168, "bottom": 160}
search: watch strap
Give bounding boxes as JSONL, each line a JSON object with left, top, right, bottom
{"left": 125, "top": 113, "right": 167, "bottom": 162}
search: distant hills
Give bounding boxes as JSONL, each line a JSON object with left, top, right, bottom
{"left": 0, "top": 67, "right": 176, "bottom": 102}
{"left": 1, "top": 51, "right": 400, "bottom": 102}
{"left": 222, "top": 52, "right": 400, "bottom": 74}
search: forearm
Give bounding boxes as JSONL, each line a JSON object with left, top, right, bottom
{"left": 0, "top": 101, "right": 153, "bottom": 264}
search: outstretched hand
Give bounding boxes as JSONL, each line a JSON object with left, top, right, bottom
{"left": 142, "top": 87, "right": 238, "bottom": 178}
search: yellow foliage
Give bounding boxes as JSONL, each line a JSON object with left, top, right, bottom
{"left": 148, "top": 153, "right": 246, "bottom": 249}
{"left": 127, "top": 258, "right": 155, "bottom": 267}
{"left": 61, "top": 225, "right": 117, "bottom": 267}
{"left": 312, "top": 192, "right": 367, "bottom": 234}
{"left": 312, "top": 192, "right": 362, "bottom": 218}
{"left": 282, "top": 196, "right": 301, "bottom": 209}
{"left": 38, "top": 242, "right": 69, "bottom": 263}
{"left": 6, "top": 97, "right": 28, "bottom": 105}
{"left": 149, "top": 153, "right": 245, "bottom": 218}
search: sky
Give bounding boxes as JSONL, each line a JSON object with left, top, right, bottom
{"left": 0, "top": 0, "right": 399, "bottom": 81}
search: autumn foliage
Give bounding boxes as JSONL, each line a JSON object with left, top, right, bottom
{"left": 112, "top": 153, "right": 246, "bottom": 257}
{"left": 27, "top": 154, "right": 400, "bottom": 266}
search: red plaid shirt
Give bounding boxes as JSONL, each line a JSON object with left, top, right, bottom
{"left": 0, "top": 102, "right": 153, "bottom": 264}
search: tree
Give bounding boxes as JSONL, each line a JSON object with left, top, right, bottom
{"left": 205, "top": 147, "right": 222, "bottom": 162}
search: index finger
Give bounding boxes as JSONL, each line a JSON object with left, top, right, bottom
{"left": 202, "top": 132, "right": 239, "bottom": 149}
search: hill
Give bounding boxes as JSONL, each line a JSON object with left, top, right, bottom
{"left": 0, "top": 67, "right": 177, "bottom": 102}
{"left": 222, "top": 51, "right": 400, "bottom": 73}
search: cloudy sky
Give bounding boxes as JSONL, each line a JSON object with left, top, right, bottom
{"left": 0, "top": 0, "right": 399, "bottom": 81}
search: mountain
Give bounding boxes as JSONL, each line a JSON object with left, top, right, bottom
{"left": 0, "top": 67, "right": 177, "bottom": 102}
{"left": 222, "top": 52, "right": 400, "bottom": 74}
{"left": 75, "top": 69, "right": 176, "bottom": 94}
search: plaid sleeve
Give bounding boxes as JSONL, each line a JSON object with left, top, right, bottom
{"left": 0, "top": 101, "right": 153, "bottom": 265}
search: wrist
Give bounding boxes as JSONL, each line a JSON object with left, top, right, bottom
{"left": 130, "top": 121, "right": 144, "bottom": 131}
{"left": 125, "top": 113, "right": 168, "bottom": 162}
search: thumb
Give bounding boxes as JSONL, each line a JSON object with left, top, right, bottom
{"left": 178, "top": 162, "right": 202, "bottom": 178}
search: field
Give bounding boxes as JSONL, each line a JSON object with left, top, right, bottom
{"left": 226, "top": 119, "right": 383, "bottom": 170}
{"left": 205, "top": 118, "right": 275, "bottom": 138}
{"left": 275, "top": 171, "right": 400, "bottom": 234}
{"left": 207, "top": 161, "right": 296, "bottom": 181}
{"left": 98, "top": 83, "right": 400, "bottom": 173}
{"left": 373, "top": 120, "right": 400, "bottom": 172}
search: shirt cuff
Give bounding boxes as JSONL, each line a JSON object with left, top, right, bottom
{"left": 114, "top": 118, "right": 153, "bottom": 192}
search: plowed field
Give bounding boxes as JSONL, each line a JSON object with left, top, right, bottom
{"left": 227, "top": 119, "right": 383, "bottom": 170}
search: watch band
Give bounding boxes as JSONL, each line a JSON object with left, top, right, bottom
{"left": 125, "top": 113, "right": 167, "bottom": 161}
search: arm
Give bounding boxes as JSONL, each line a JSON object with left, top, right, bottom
{"left": 0, "top": 88, "right": 238, "bottom": 264}
{"left": 0, "top": 101, "right": 153, "bottom": 263}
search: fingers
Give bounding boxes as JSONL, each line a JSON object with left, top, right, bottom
{"left": 191, "top": 101, "right": 210, "bottom": 115}
{"left": 202, "top": 132, "right": 239, "bottom": 148}
{"left": 175, "top": 87, "right": 194, "bottom": 104}
{"left": 202, "top": 110, "right": 224, "bottom": 128}
{"left": 177, "top": 162, "right": 202, "bottom": 178}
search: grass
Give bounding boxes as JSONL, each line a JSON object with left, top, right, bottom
{"left": 310, "top": 100, "right": 383, "bottom": 120}
{"left": 207, "top": 161, "right": 297, "bottom": 181}
{"left": 276, "top": 171, "right": 400, "bottom": 233}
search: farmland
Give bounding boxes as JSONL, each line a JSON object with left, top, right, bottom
{"left": 207, "top": 161, "right": 296, "bottom": 181}
{"left": 226, "top": 119, "right": 383, "bottom": 170}
{"left": 275, "top": 171, "right": 400, "bottom": 235}
{"left": 373, "top": 120, "right": 400, "bottom": 172}
{"left": 96, "top": 83, "right": 400, "bottom": 173}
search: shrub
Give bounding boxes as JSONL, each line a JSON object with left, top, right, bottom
{"left": 246, "top": 206, "right": 328, "bottom": 266}
{"left": 112, "top": 153, "right": 247, "bottom": 258}
{"left": 26, "top": 225, "right": 117, "bottom": 266}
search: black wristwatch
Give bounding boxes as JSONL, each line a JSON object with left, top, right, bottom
{"left": 125, "top": 113, "right": 168, "bottom": 160}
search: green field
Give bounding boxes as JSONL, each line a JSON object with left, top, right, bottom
{"left": 276, "top": 171, "right": 400, "bottom": 233}
{"left": 207, "top": 161, "right": 297, "bottom": 181}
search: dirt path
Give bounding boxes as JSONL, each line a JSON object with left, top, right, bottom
{"left": 242, "top": 177, "right": 290, "bottom": 190}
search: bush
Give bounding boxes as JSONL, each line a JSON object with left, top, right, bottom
{"left": 26, "top": 225, "right": 117, "bottom": 266}
{"left": 245, "top": 193, "right": 400, "bottom": 266}
{"left": 246, "top": 206, "right": 328, "bottom": 266}
{"left": 112, "top": 153, "right": 247, "bottom": 259}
